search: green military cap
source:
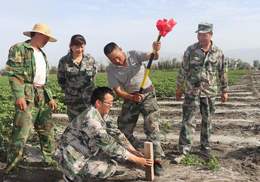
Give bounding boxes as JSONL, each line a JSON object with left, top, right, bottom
{"left": 195, "top": 22, "right": 213, "bottom": 33}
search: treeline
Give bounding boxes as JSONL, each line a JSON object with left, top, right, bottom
{"left": 253, "top": 60, "right": 260, "bottom": 70}
{"left": 98, "top": 57, "right": 254, "bottom": 72}
{"left": 1, "top": 57, "right": 254, "bottom": 76}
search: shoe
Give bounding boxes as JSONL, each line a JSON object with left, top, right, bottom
{"left": 154, "top": 162, "right": 164, "bottom": 176}
{"left": 173, "top": 154, "right": 186, "bottom": 164}
{"left": 112, "top": 170, "right": 126, "bottom": 177}
{"left": 200, "top": 147, "right": 212, "bottom": 160}
{"left": 63, "top": 174, "right": 74, "bottom": 182}
{"left": 4, "top": 164, "right": 17, "bottom": 174}
{"left": 0, "top": 151, "right": 7, "bottom": 162}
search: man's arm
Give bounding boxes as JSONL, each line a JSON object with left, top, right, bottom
{"left": 84, "top": 116, "right": 152, "bottom": 167}
{"left": 84, "top": 118, "right": 135, "bottom": 161}
{"left": 43, "top": 58, "right": 57, "bottom": 111}
{"left": 114, "top": 86, "right": 144, "bottom": 103}
{"left": 176, "top": 48, "right": 190, "bottom": 100}
{"left": 106, "top": 120, "right": 142, "bottom": 156}
{"left": 218, "top": 53, "right": 228, "bottom": 102}
{"left": 94, "top": 124, "right": 151, "bottom": 167}
{"left": 5, "top": 45, "right": 27, "bottom": 111}
{"left": 57, "top": 58, "right": 66, "bottom": 92}
{"left": 143, "top": 41, "right": 161, "bottom": 61}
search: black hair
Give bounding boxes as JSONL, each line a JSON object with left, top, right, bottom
{"left": 103, "top": 42, "right": 119, "bottom": 56}
{"left": 90, "top": 87, "right": 114, "bottom": 106}
{"left": 70, "top": 34, "right": 86, "bottom": 46}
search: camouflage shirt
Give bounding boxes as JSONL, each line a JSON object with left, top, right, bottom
{"left": 176, "top": 42, "right": 228, "bottom": 97}
{"left": 57, "top": 53, "right": 96, "bottom": 103}
{"left": 55, "top": 106, "right": 132, "bottom": 174}
{"left": 5, "top": 40, "right": 53, "bottom": 102}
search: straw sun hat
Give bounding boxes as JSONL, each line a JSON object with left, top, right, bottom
{"left": 23, "top": 23, "right": 57, "bottom": 42}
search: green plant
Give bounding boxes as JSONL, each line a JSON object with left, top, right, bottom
{"left": 180, "top": 154, "right": 220, "bottom": 171}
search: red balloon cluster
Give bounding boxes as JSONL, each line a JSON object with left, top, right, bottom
{"left": 156, "top": 18, "right": 177, "bottom": 37}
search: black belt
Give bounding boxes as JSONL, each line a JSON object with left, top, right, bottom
{"left": 132, "top": 85, "right": 154, "bottom": 94}
{"left": 33, "top": 84, "right": 44, "bottom": 89}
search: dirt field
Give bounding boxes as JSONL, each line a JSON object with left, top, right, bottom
{"left": 1, "top": 71, "right": 259, "bottom": 182}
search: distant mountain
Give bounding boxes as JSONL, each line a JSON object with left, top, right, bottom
{"left": 224, "top": 48, "right": 260, "bottom": 63}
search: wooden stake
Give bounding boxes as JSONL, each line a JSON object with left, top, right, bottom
{"left": 144, "top": 142, "right": 154, "bottom": 181}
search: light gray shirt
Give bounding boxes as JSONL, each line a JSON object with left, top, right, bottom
{"left": 106, "top": 50, "right": 152, "bottom": 93}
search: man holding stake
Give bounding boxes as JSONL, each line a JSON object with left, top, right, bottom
{"left": 104, "top": 41, "right": 165, "bottom": 176}
{"left": 103, "top": 18, "right": 176, "bottom": 176}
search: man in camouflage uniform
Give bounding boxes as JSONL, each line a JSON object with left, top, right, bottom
{"left": 4, "top": 23, "right": 58, "bottom": 173}
{"left": 175, "top": 23, "right": 228, "bottom": 158}
{"left": 55, "top": 87, "right": 153, "bottom": 182}
{"left": 57, "top": 34, "right": 96, "bottom": 122}
{"left": 104, "top": 42, "right": 165, "bottom": 175}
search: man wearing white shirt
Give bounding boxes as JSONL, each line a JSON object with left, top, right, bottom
{"left": 4, "top": 23, "right": 58, "bottom": 173}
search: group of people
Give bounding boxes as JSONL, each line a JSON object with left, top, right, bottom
{"left": 4, "top": 22, "right": 228, "bottom": 181}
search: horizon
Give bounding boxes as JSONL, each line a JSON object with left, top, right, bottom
{"left": 1, "top": 0, "right": 260, "bottom": 68}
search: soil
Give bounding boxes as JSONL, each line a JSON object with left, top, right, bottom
{"left": 1, "top": 71, "right": 259, "bottom": 182}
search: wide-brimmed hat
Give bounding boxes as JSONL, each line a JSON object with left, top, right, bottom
{"left": 23, "top": 23, "right": 57, "bottom": 42}
{"left": 195, "top": 22, "right": 213, "bottom": 33}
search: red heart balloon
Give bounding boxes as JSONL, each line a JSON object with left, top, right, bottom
{"left": 156, "top": 18, "right": 177, "bottom": 37}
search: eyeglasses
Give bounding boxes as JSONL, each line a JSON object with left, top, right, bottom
{"left": 103, "top": 101, "right": 113, "bottom": 107}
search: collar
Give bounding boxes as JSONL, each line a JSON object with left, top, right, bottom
{"left": 90, "top": 106, "right": 107, "bottom": 125}
{"left": 23, "top": 40, "right": 46, "bottom": 57}
{"left": 23, "top": 40, "right": 34, "bottom": 49}
{"left": 197, "top": 41, "right": 217, "bottom": 53}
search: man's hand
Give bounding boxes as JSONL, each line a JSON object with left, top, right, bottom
{"left": 152, "top": 41, "right": 161, "bottom": 52}
{"left": 16, "top": 97, "right": 27, "bottom": 111}
{"left": 175, "top": 87, "right": 183, "bottom": 101}
{"left": 130, "top": 93, "right": 144, "bottom": 103}
{"left": 138, "top": 157, "right": 153, "bottom": 168}
{"left": 130, "top": 155, "right": 153, "bottom": 168}
{"left": 221, "top": 92, "right": 228, "bottom": 103}
{"left": 48, "top": 99, "right": 57, "bottom": 111}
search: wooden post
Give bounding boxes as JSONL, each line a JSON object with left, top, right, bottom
{"left": 144, "top": 142, "right": 154, "bottom": 181}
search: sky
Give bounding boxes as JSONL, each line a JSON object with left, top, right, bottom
{"left": 1, "top": 0, "right": 260, "bottom": 68}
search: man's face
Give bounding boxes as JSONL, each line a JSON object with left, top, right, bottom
{"left": 197, "top": 32, "right": 212, "bottom": 47}
{"left": 97, "top": 93, "right": 114, "bottom": 117}
{"left": 107, "top": 48, "right": 126, "bottom": 66}
{"left": 34, "top": 33, "right": 49, "bottom": 48}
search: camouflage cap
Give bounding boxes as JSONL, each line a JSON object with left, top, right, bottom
{"left": 195, "top": 23, "right": 213, "bottom": 33}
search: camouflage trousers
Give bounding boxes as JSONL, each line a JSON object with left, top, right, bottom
{"left": 66, "top": 101, "right": 89, "bottom": 122}
{"left": 179, "top": 95, "right": 215, "bottom": 154}
{"left": 66, "top": 93, "right": 92, "bottom": 122}
{"left": 118, "top": 91, "right": 165, "bottom": 160}
{"left": 55, "top": 148, "right": 118, "bottom": 181}
{"left": 6, "top": 87, "right": 55, "bottom": 172}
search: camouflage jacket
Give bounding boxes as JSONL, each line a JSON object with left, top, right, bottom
{"left": 176, "top": 42, "right": 228, "bottom": 97}
{"left": 5, "top": 40, "right": 53, "bottom": 102}
{"left": 57, "top": 53, "right": 96, "bottom": 103}
{"left": 55, "top": 106, "right": 132, "bottom": 174}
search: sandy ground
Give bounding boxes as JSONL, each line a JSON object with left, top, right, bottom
{"left": 0, "top": 71, "right": 259, "bottom": 182}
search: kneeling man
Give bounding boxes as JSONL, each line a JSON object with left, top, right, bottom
{"left": 55, "top": 87, "right": 152, "bottom": 181}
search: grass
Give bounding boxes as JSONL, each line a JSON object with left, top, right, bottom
{"left": 180, "top": 154, "right": 221, "bottom": 171}
{"left": 228, "top": 69, "right": 249, "bottom": 85}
